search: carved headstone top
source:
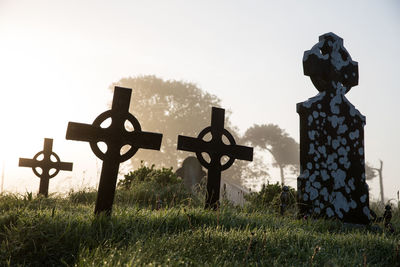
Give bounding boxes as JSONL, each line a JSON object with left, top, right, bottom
{"left": 297, "top": 33, "right": 370, "bottom": 224}
{"left": 303, "top": 32, "right": 358, "bottom": 94}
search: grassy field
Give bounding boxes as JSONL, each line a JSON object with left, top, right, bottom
{"left": 0, "top": 189, "right": 399, "bottom": 267}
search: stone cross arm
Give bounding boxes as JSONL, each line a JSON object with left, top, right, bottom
{"left": 178, "top": 136, "right": 253, "bottom": 161}
{"left": 19, "top": 158, "right": 73, "bottom": 171}
{"left": 66, "top": 122, "right": 162, "bottom": 150}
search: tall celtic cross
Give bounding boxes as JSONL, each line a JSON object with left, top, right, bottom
{"left": 177, "top": 107, "right": 253, "bottom": 209}
{"left": 297, "top": 33, "right": 370, "bottom": 224}
{"left": 19, "top": 138, "right": 73, "bottom": 197}
{"left": 66, "top": 86, "right": 162, "bottom": 215}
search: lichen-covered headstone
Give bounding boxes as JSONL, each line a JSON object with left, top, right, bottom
{"left": 297, "top": 32, "right": 370, "bottom": 224}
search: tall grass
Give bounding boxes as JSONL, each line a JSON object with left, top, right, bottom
{"left": 0, "top": 189, "right": 399, "bottom": 266}
{"left": 1, "top": 166, "right": 399, "bottom": 266}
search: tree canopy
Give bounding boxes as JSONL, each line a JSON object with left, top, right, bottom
{"left": 109, "top": 76, "right": 298, "bottom": 186}
{"left": 243, "top": 124, "right": 299, "bottom": 185}
{"left": 365, "top": 162, "right": 377, "bottom": 181}
{"left": 109, "top": 75, "right": 236, "bottom": 169}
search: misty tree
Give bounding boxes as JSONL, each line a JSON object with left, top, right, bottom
{"left": 243, "top": 124, "right": 299, "bottom": 185}
{"left": 366, "top": 160, "right": 384, "bottom": 204}
{"left": 109, "top": 75, "right": 222, "bottom": 168}
{"left": 365, "top": 162, "right": 377, "bottom": 181}
{"left": 109, "top": 75, "right": 267, "bottom": 185}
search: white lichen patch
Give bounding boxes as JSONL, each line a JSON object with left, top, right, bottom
{"left": 317, "top": 146, "right": 327, "bottom": 157}
{"left": 307, "top": 162, "right": 313, "bottom": 170}
{"left": 321, "top": 170, "right": 329, "bottom": 181}
{"left": 320, "top": 187, "right": 329, "bottom": 201}
{"left": 338, "top": 147, "right": 347, "bottom": 155}
{"left": 326, "top": 35, "right": 352, "bottom": 71}
{"left": 303, "top": 40, "right": 329, "bottom": 61}
{"left": 308, "top": 115, "right": 313, "bottom": 126}
{"left": 363, "top": 206, "right": 370, "bottom": 217}
{"left": 332, "top": 139, "right": 340, "bottom": 149}
{"left": 343, "top": 96, "right": 365, "bottom": 122}
{"left": 330, "top": 95, "right": 342, "bottom": 114}
{"left": 309, "top": 172, "right": 318, "bottom": 182}
{"left": 309, "top": 187, "right": 318, "bottom": 200}
{"left": 302, "top": 92, "right": 326, "bottom": 108}
{"left": 328, "top": 115, "right": 345, "bottom": 128}
{"left": 348, "top": 178, "right": 355, "bottom": 191}
{"left": 332, "top": 169, "right": 346, "bottom": 189}
{"left": 308, "top": 143, "right": 316, "bottom": 154}
{"left": 308, "top": 130, "right": 317, "bottom": 140}
{"left": 299, "top": 169, "right": 310, "bottom": 179}
{"left": 337, "top": 124, "right": 348, "bottom": 134}
{"left": 332, "top": 191, "right": 350, "bottom": 218}
{"left": 326, "top": 207, "right": 334, "bottom": 217}
{"left": 313, "top": 181, "right": 321, "bottom": 189}
{"left": 349, "top": 129, "right": 359, "bottom": 140}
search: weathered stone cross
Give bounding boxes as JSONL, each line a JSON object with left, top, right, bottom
{"left": 177, "top": 107, "right": 253, "bottom": 209}
{"left": 66, "top": 86, "right": 163, "bottom": 215}
{"left": 19, "top": 138, "right": 73, "bottom": 197}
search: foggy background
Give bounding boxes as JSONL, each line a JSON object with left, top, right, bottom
{"left": 0, "top": 0, "right": 399, "bottom": 202}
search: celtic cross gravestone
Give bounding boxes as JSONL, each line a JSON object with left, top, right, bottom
{"left": 66, "top": 86, "right": 163, "bottom": 215}
{"left": 177, "top": 107, "right": 253, "bottom": 209}
{"left": 19, "top": 138, "right": 73, "bottom": 197}
{"left": 297, "top": 32, "right": 370, "bottom": 224}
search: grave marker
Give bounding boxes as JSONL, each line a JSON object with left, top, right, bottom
{"left": 175, "top": 156, "right": 205, "bottom": 193}
{"left": 297, "top": 33, "right": 370, "bottom": 224}
{"left": 19, "top": 138, "right": 73, "bottom": 197}
{"left": 177, "top": 107, "right": 253, "bottom": 209}
{"left": 66, "top": 86, "right": 162, "bottom": 215}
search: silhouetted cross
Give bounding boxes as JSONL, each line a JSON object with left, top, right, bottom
{"left": 19, "top": 138, "right": 73, "bottom": 197}
{"left": 177, "top": 107, "right": 253, "bottom": 209}
{"left": 66, "top": 86, "right": 162, "bottom": 215}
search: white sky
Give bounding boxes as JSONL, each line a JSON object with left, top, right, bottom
{"left": 0, "top": 0, "right": 399, "bottom": 201}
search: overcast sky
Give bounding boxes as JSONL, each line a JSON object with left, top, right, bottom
{"left": 0, "top": 0, "right": 399, "bottom": 201}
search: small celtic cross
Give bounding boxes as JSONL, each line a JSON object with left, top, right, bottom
{"left": 19, "top": 138, "right": 73, "bottom": 197}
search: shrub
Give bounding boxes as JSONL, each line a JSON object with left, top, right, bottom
{"left": 245, "top": 182, "right": 296, "bottom": 212}
{"left": 118, "top": 163, "right": 181, "bottom": 190}
{"left": 117, "top": 164, "right": 193, "bottom": 208}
